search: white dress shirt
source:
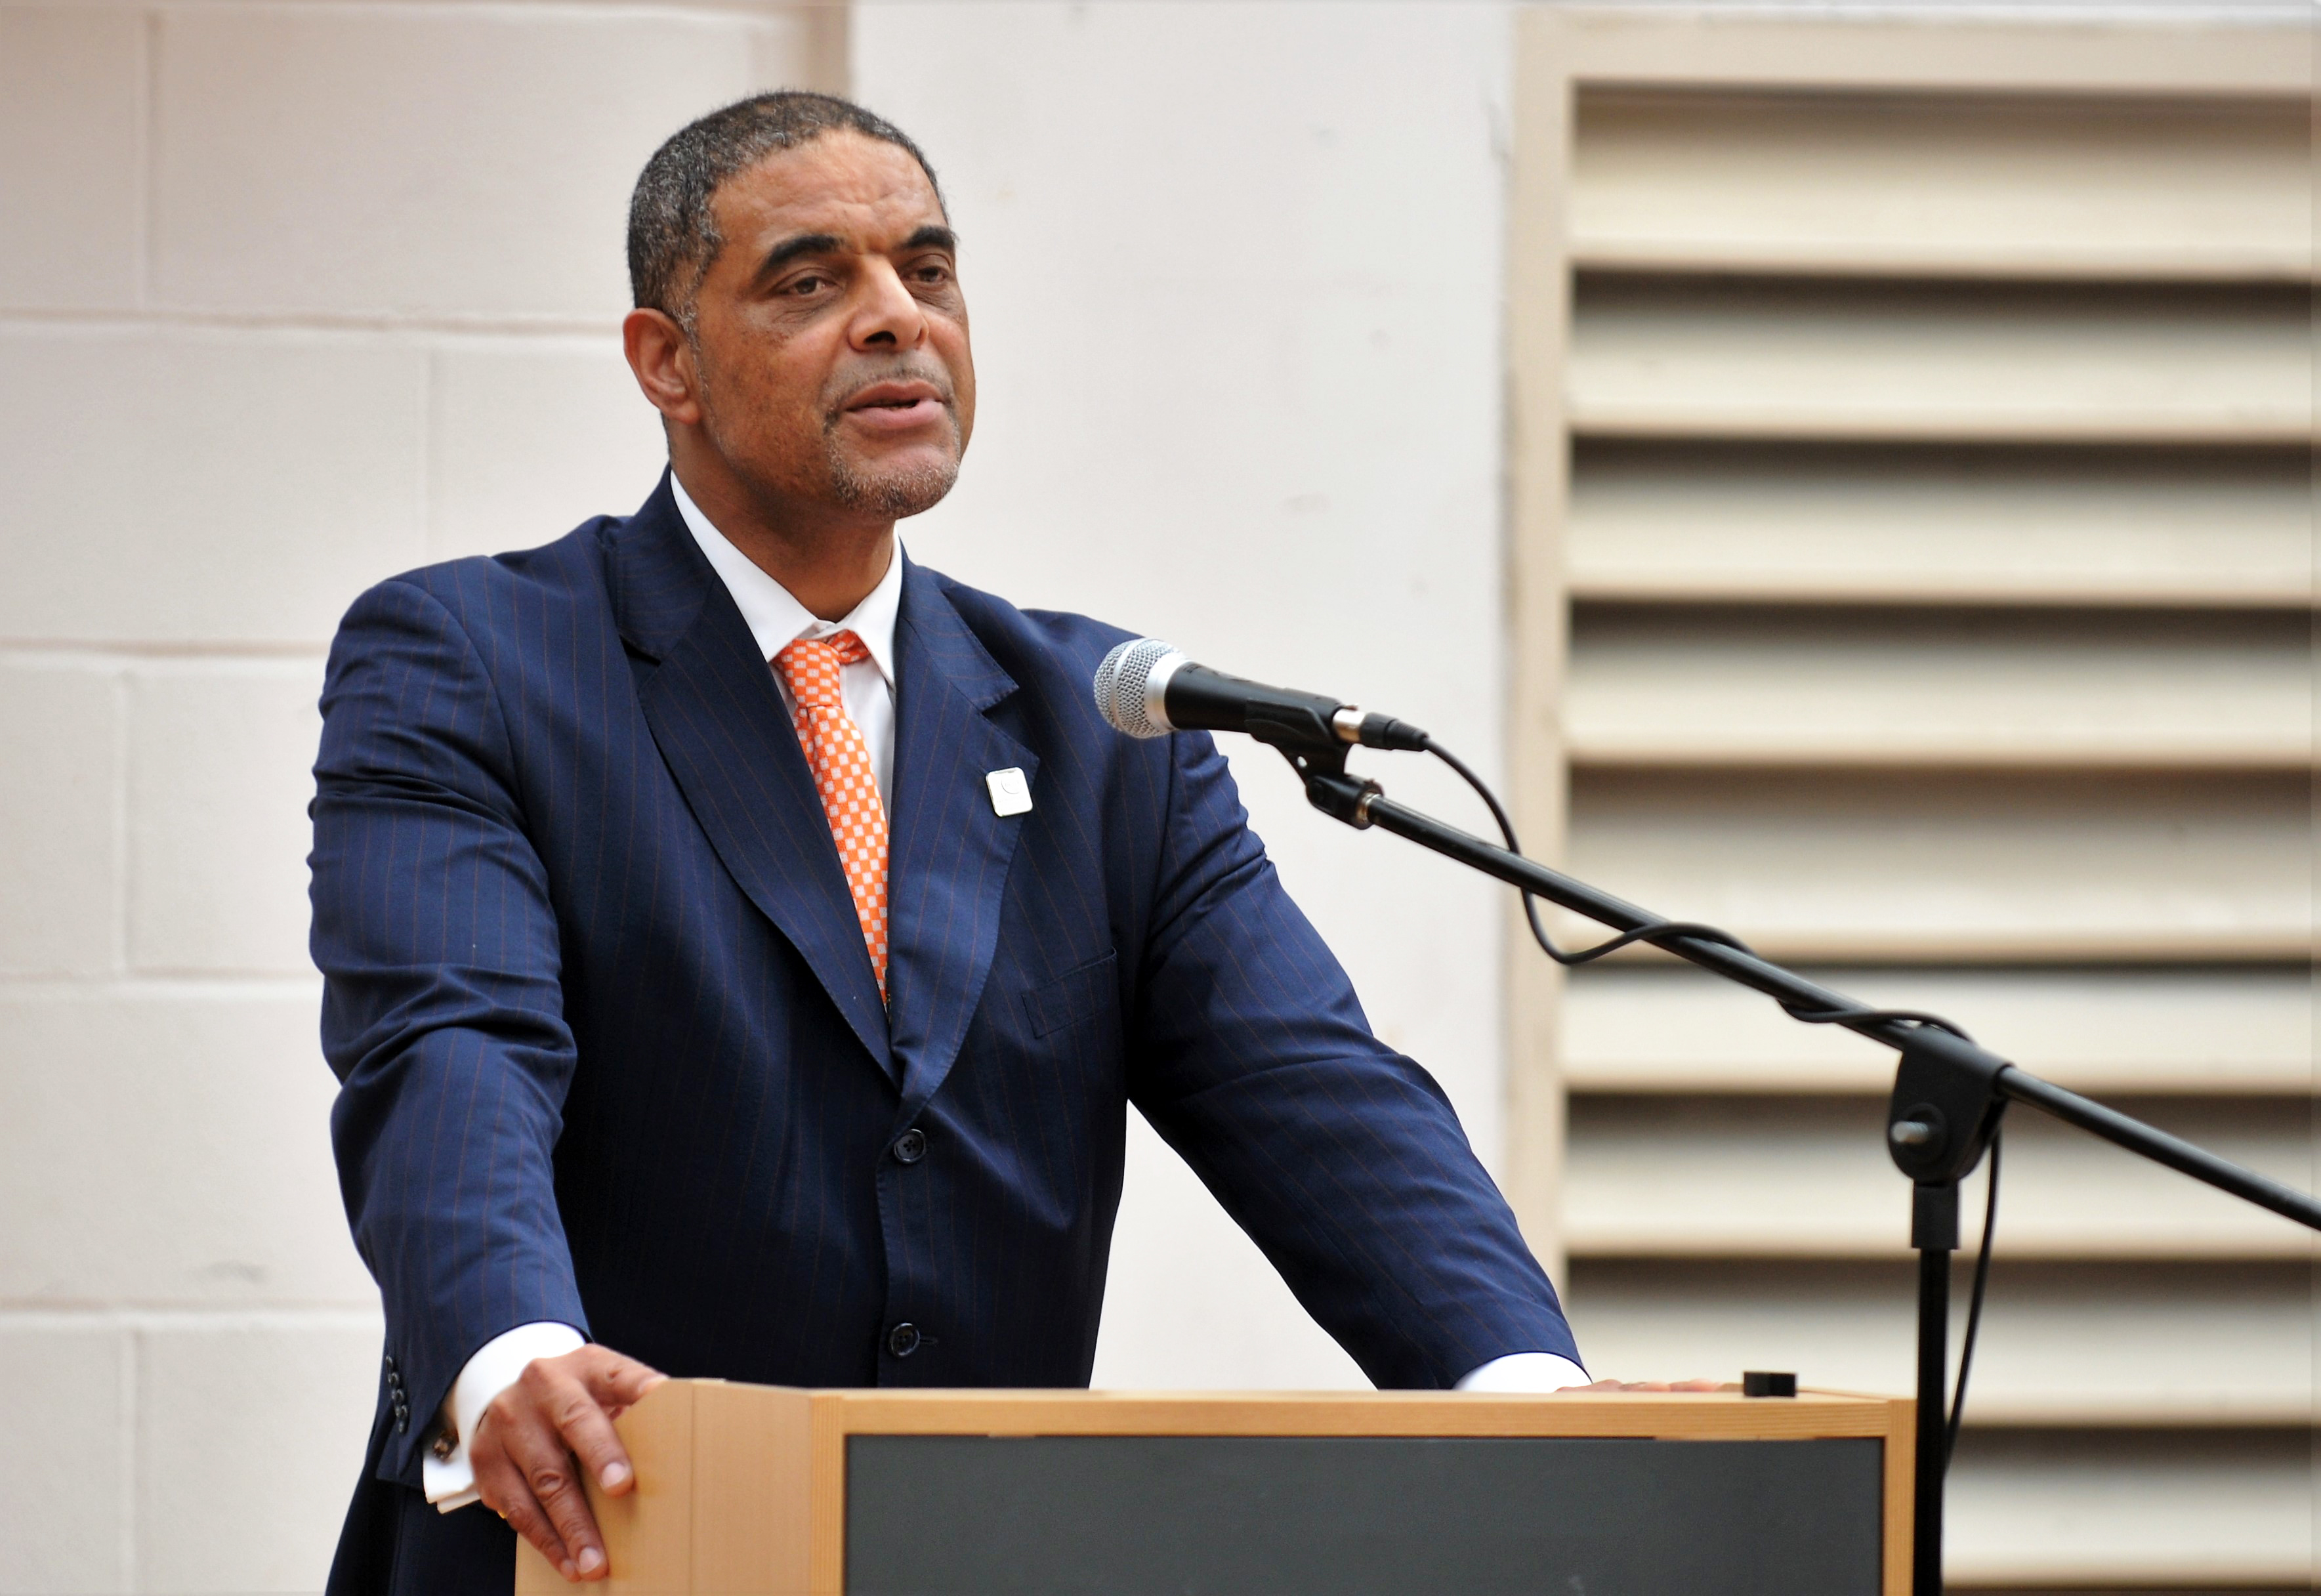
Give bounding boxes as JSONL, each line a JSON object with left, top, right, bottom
{"left": 673, "top": 473, "right": 903, "bottom": 806}
{"left": 420, "top": 476, "right": 1581, "bottom": 1511}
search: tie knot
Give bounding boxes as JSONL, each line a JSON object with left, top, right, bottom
{"left": 773, "top": 629, "right": 871, "bottom": 707}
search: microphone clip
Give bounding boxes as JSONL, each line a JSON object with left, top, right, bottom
{"left": 1255, "top": 704, "right": 1426, "bottom": 831}
{"left": 1242, "top": 702, "right": 1345, "bottom": 757}
{"left": 1275, "top": 740, "right": 1382, "bottom": 830}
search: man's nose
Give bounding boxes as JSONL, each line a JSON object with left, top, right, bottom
{"left": 850, "top": 260, "right": 927, "bottom": 349}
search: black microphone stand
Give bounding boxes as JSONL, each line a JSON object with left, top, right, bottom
{"left": 1272, "top": 740, "right": 2321, "bottom": 1596}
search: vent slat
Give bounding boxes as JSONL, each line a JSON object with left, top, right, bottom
{"left": 1573, "top": 91, "right": 2314, "bottom": 282}
{"left": 1568, "top": 609, "right": 2311, "bottom": 771}
{"left": 1564, "top": 1097, "right": 2316, "bottom": 1261}
{"left": 1565, "top": 770, "right": 2314, "bottom": 961}
{"left": 1568, "top": 278, "right": 2312, "bottom": 442}
{"left": 1562, "top": 967, "right": 2313, "bottom": 1095}
{"left": 1568, "top": 442, "right": 2314, "bottom": 609}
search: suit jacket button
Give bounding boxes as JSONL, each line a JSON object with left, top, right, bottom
{"left": 886, "top": 1322, "right": 921, "bottom": 1358}
{"left": 394, "top": 1412, "right": 409, "bottom": 1434}
{"left": 892, "top": 1129, "right": 927, "bottom": 1164}
{"left": 383, "top": 1354, "right": 397, "bottom": 1374}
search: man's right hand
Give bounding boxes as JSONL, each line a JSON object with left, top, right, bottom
{"left": 470, "top": 1345, "right": 667, "bottom": 1582}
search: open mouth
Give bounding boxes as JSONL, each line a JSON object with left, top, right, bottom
{"left": 843, "top": 380, "right": 946, "bottom": 421}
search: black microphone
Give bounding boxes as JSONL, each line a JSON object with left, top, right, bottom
{"left": 1093, "top": 638, "right": 1430, "bottom": 753}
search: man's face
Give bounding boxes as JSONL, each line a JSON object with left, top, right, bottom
{"left": 685, "top": 131, "right": 973, "bottom": 522}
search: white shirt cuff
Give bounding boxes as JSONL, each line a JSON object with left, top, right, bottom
{"left": 421, "top": 1321, "right": 588, "bottom": 1512}
{"left": 1454, "top": 1351, "right": 1593, "bottom": 1393}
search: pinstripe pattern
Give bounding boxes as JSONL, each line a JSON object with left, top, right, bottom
{"left": 312, "top": 477, "right": 1576, "bottom": 1591}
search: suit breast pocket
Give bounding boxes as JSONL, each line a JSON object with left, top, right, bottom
{"left": 1020, "top": 950, "right": 1119, "bottom": 1041}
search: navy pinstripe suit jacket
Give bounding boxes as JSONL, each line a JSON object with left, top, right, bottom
{"left": 312, "top": 476, "right": 1576, "bottom": 1589}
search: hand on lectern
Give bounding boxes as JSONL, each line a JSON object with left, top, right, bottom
{"left": 1564, "top": 1378, "right": 1728, "bottom": 1393}
{"left": 470, "top": 1343, "right": 667, "bottom": 1582}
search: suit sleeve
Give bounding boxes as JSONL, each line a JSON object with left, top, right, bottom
{"left": 1124, "top": 730, "right": 1579, "bottom": 1390}
{"left": 310, "top": 577, "right": 589, "bottom": 1487}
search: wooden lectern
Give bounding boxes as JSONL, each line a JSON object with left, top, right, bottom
{"left": 515, "top": 1382, "right": 1912, "bottom": 1595}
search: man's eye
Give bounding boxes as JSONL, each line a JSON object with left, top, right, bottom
{"left": 787, "top": 275, "right": 826, "bottom": 295}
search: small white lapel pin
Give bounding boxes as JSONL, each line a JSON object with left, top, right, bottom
{"left": 986, "top": 766, "right": 1033, "bottom": 817}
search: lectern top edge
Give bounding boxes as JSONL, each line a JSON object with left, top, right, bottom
{"left": 678, "top": 1379, "right": 1902, "bottom": 1440}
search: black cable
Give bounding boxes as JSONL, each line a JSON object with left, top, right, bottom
{"left": 1417, "top": 740, "right": 1750, "bottom": 964}
{"left": 1416, "top": 737, "right": 1973, "bottom": 1039}
{"left": 1946, "top": 1120, "right": 2002, "bottom": 1469}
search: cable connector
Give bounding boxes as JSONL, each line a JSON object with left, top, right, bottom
{"left": 1328, "top": 708, "right": 1432, "bottom": 751}
{"left": 1358, "top": 713, "right": 1430, "bottom": 751}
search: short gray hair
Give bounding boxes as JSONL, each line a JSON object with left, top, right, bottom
{"left": 627, "top": 91, "right": 944, "bottom": 333}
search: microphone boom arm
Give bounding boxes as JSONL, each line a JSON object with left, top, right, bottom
{"left": 1292, "top": 758, "right": 2321, "bottom": 1232}
{"left": 1286, "top": 751, "right": 2321, "bottom": 1596}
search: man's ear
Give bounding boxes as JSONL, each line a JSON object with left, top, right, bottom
{"left": 623, "top": 307, "right": 702, "bottom": 427}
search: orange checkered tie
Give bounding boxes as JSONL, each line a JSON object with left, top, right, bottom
{"left": 772, "top": 631, "right": 889, "bottom": 1000}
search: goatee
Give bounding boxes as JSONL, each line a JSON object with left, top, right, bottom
{"left": 825, "top": 443, "right": 960, "bottom": 520}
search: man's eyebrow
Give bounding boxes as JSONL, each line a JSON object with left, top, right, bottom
{"left": 752, "top": 232, "right": 843, "bottom": 281}
{"left": 900, "top": 224, "right": 957, "bottom": 254}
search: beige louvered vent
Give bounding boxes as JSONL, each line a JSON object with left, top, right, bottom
{"left": 1509, "top": 14, "right": 2314, "bottom": 1591}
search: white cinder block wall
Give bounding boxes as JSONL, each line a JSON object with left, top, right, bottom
{"left": 1, "top": 3, "right": 1522, "bottom": 1587}
{"left": 1, "top": 5, "right": 829, "bottom": 1587}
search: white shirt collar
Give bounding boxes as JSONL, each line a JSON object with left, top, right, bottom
{"left": 669, "top": 471, "right": 902, "bottom": 687}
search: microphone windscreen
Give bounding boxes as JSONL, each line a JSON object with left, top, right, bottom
{"left": 1094, "top": 638, "right": 1182, "bottom": 738}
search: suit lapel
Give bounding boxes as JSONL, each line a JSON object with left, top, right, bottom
{"left": 886, "top": 558, "right": 1037, "bottom": 1117}
{"left": 612, "top": 479, "right": 894, "bottom": 1080}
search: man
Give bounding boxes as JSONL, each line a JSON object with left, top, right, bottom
{"left": 312, "top": 93, "right": 1586, "bottom": 1593}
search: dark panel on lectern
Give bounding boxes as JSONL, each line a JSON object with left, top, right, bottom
{"left": 846, "top": 1434, "right": 1882, "bottom": 1595}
